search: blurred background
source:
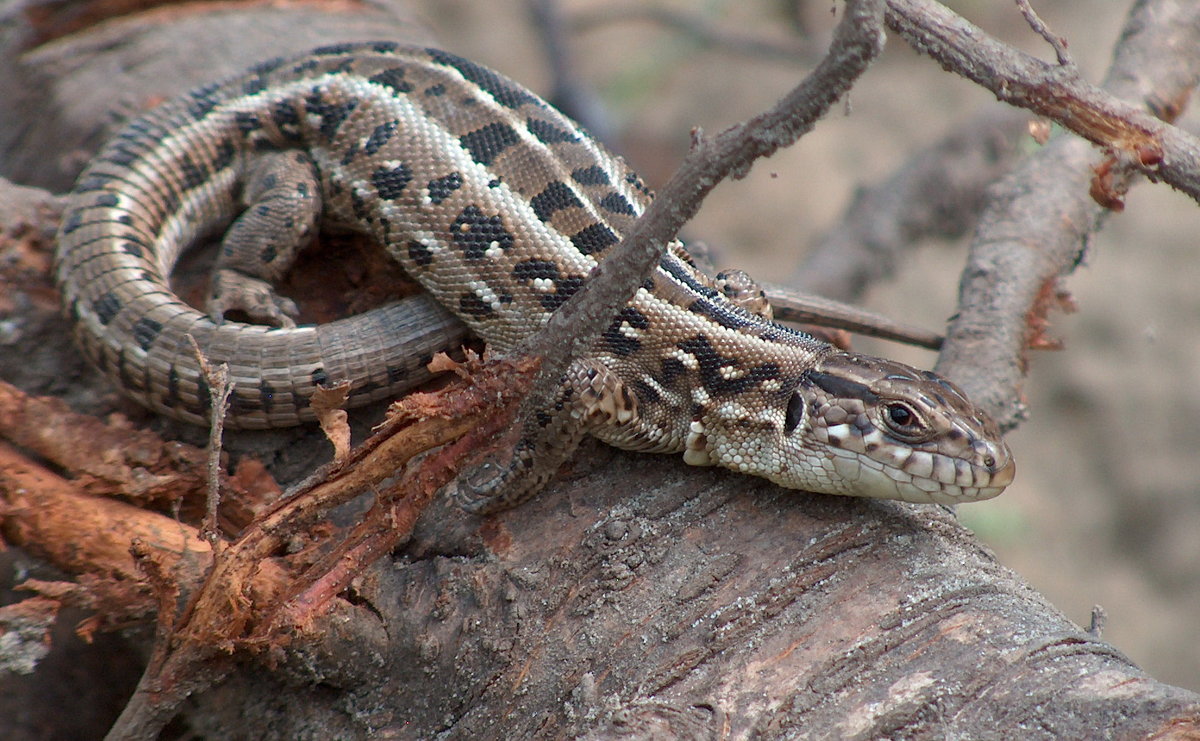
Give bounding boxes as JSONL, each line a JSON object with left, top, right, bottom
{"left": 412, "top": 0, "right": 1200, "bottom": 690}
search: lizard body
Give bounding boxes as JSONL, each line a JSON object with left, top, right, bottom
{"left": 56, "top": 43, "right": 1014, "bottom": 508}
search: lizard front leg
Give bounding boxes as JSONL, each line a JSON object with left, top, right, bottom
{"left": 206, "top": 150, "right": 321, "bottom": 327}
{"left": 454, "top": 359, "right": 638, "bottom": 514}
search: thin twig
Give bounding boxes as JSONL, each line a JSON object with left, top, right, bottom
{"left": 1014, "top": 0, "right": 1074, "bottom": 66}
{"left": 884, "top": 0, "right": 1200, "bottom": 425}
{"left": 516, "top": 0, "right": 887, "bottom": 393}
{"left": 885, "top": 0, "right": 1200, "bottom": 207}
{"left": 188, "top": 336, "right": 231, "bottom": 551}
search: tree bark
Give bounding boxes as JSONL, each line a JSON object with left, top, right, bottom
{"left": 1, "top": 2, "right": 1198, "bottom": 739}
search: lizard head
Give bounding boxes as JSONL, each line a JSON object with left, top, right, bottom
{"left": 783, "top": 352, "right": 1015, "bottom": 503}
{"left": 686, "top": 351, "right": 1015, "bottom": 504}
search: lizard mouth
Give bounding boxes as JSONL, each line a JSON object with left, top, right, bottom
{"left": 826, "top": 438, "right": 1016, "bottom": 504}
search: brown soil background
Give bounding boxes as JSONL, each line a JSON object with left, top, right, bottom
{"left": 413, "top": 0, "right": 1199, "bottom": 691}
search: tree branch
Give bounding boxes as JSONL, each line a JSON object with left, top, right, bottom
{"left": 885, "top": 0, "right": 1200, "bottom": 206}
{"left": 885, "top": 0, "right": 1200, "bottom": 422}
{"left": 516, "top": 0, "right": 886, "bottom": 401}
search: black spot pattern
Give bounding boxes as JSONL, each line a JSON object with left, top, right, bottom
{"left": 512, "top": 259, "right": 559, "bottom": 282}
{"left": 570, "top": 223, "right": 619, "bottom": 255}
{"left": 425, "top": 83, "right": 446, "bottom": 96}
{"left": 311, "top": 367, "right": 329, "bottom": 387}
{"left": 459, "top": 292, "right": 495, "bottom": 317}
{"left": 272, "top": 100, "right": 303, "bottom": 141}
{"left": 527, "top": 118, "right": 578, "bottom": 145}
{"left": 660, "top": 255, "right": 720, "bottom": 299}
{"left": 387, "top": 365, "right": 409, "bottom": 384}
{"left": 600, "top": 192, "right": 635, "bottom": 215}
{"left": 304, "top": 94, "right": 358, "bottom": 141}
{"left": 369, "top": 67, "right": 412, "bottom": 94}
{"left": 427, "top": 172, "right": 463, "bottom": 204}
{"left": 678, "top": 335, "right": 782, "bottom": 396}
{"left": 407, "top": 240, "right": 434, "bottom": 266}
{"left": 166, "top": 365, "right": 181, "bottom": 405}
{"left": 60, "top": 210, "right": 83, "bottom": 234}
{"left": 131, "top": 317, "right": 162, "bottom": 351}
{"left": 101, "top": 144, "right": 138, "bottom": 168}
{"left": 536, "top": 275, "right": 584, "bottom": 312}
{"left": 426, "top": 48, "right": 539, "bottom": 109}
{"left": 363, "top": 120, "right": 398, "bottom": 155}
{"left": 187, "top": 82, "right": 221, "bottom": 118}
{"left": 659, "top": 357, "right": 686, "bottom": 385}
{"left": 625, "top": 172, "right": 652, "bottom": 197}
{"left": 632, "top": 379, "right": 662, "bottom": 404}
{"left": 178, "top": 153, "right": 210, "bottom": 191}
{"left": 349, "top": 379, "right": 381, "bottom": 398}
{"left": 459, "top": 122, "right": 520, "bottom": 166}
{"left": 93, "top": 292, "right": 120, "bottom": 325}
{"left": 572, "top": 166, "right": 610, "bottom": 186}
{"left": 260, "top": 244, "right": 277, "bottom": 263}
{"left": 451, "top": 205, "right": 514, "bottom": 259}
{"left": 291, "top": 58, "right": 320, "bottom": 75}
{"left": 243, "top": 75, "right": 269, "bottom": 96}
{"left": 123, "top": 239, "right": 144, "bottom": 258}
{"left": 313, "top": 42, "right": 357, "bottom": 56}
{"left": 373, "top": 163, "right": 413, "bottom": 200}
{"left": 235, "top": 112, "right": 262, "bottom": 135}
{"left": 804, "top": 371, "right": 879, "bottom": 405}
{"left": 74, "top": 173, "right": 116, "bottom": 192}
{"left": 213, "top": 139, "right": 238, "bottom": 171}
{"left": 601, "top": 307, "right": 650, "bottom": 356}
{"left": 529, "top": 181, "right": 584, "bottom": 222}
{"left": 350, "top": 189, "right": 371, "bottom": 222}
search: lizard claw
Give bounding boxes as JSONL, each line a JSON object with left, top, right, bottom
{"left": 207, "top": 268, "right": 299, "bottom": 327}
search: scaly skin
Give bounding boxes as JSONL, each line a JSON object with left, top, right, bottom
{"left": 55, "top": 43, "right": 1014, "bottom": 509}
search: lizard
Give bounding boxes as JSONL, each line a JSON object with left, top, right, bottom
{"left": 54, "top": 42, "right": 1015, "bottom": 512}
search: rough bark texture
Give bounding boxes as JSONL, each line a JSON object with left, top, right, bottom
{"left": 1, "top": 2, "right": 1199, "bottom": 739}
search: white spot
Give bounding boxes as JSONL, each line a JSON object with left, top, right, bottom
{"left": 670, "top": 349, "right": 699, "bottom": 370}
{"left": 718, "top": 365, "right": 744, "bottom": 380}
{"left": 484, "top": 241, "right": 504, "bottom": 259}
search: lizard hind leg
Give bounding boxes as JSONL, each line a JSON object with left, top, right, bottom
{"left": 206, "top": 150, "right": 323, "bottom": 327}
{"left": 454, "top": 359, "right": 638, "bottom": 514}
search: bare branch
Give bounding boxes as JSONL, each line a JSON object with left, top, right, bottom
{"left": 885, "top": 0, "right": 1200, "bottom": 206}
{"left": 909, "top": 0, "right": 1200, "bottom": 424}
{"left": 517, "top": 0, "right": 887, "bottom": 391}
{"left": 188, "top": 337, "right": 231, "bottom": 550}
{"left": 793, "top": 105, "right": 1030, "bottom": 303}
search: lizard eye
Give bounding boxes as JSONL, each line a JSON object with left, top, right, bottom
{"left": 882, "top": 402, "right": 926, "bottom": 439}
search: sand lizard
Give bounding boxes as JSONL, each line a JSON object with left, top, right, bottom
{"left": 55, "top": 43, "right": 1014, "bottom": 511}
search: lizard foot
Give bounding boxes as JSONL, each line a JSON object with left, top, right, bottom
{"left": 453, "top": 359, "right": 637, "bottom": 514}
{"left": 207, "top": 269, "right": 300, "bottom": 327}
